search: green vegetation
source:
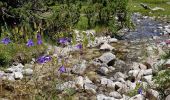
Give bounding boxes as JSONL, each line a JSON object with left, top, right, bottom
{"left": 0, "top": 0, "right": 131, "bottom": 41}
{"left": 0, "top": 43, "right": 46, "bottom": 67}
{"left": 129, "top": 0, "right": 170, "bottom": 19}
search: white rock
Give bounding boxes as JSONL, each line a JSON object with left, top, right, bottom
{"left": 164, "top": 59, "right": 170, "bottom": 68}
{"left": 84, "top": 83, "right": 97, "bottom": 94}
{"left": 100, "top": 77, "right": 115, "bottom": 88}
{"left": 75, "top": 76, "right": 84, "bottom": 88}
{"left": 84, "top": 76, "right": 92, "bottom": 84}
{"left": 98, "top": 52, "right": 116, "bottom": 65}
{"left": 100, "top": 42, "right": 115, "bottom": 51}
{"left": 114, "top": 72, "right": 128, "bottom": 79}
{"left": 143, "top": 75, "right": 152, "bottom": 83}
{"left": 99, "top": 67, "right": 109, "bottom": 75}
{"left": 23, "top": 68, "right": 33, "bottom": 76}
{"left": 109, "top": 91, "right": 122, "bottom": 99}
{"left": 14, "top": 72, "right": 23, "bottom": 80}
{"left": 146, "top": 89, "right": 160, "bottom": 100}
{"left": 7, "top": 73, "right": 15, "bottom": 81}
{"left": 72, "top": 60, "right": 87, "bottom": 75}
{"left": 165, "top": 95, "right": 170, "bottom": 100}
{"left": 143, "top": 69, "right": 152, "bottom": 75}
{"left": 97, "top": 94, "right": 115, "bottom": 100}
{"left": 129, "top": 94, "right": 145, "bottom": 100}
{"left": 56, "top": 81, "right": 76, "bottom": 91}
{"left": 128, "top": 70, "right": 140, "bottom": 77}
{"left": 109, "top": 38, "right": 118, "bottom": 43}
{"left": 6, "top": 66, "right": 23, "bottom": 73}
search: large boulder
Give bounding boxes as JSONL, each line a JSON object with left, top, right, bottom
{"left": 98, "top": 52, "right": 116, "bottom": 66}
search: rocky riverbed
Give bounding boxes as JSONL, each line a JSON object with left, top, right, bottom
{"left": 0, "top": 14, "right": 170, "bottom": 100}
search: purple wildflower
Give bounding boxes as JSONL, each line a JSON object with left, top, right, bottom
{"left": 138, "top": 88, "right": 142, "bottom": 94}
{"left": 76, "top": 44, "right": 83, "bottom": 49}
{"left": 58, "top": 38, "right": 69, "bottom": 44}
{"left": 37, "top": 33, "right": 41, "bottom": 40}
{"left": 26, "top": 39, "right": 34, "bottom": 47}
{"left": 37, "top": 55, "right": 51, "bottom": 64}
{"left": 37, "top": 39, "right": 42, "bottom": 45}
{"left": 1, "top": 37, "right": 11, "bottom": 44}
{"left": 58, "top": 66, "right": 66, "bottom": 73}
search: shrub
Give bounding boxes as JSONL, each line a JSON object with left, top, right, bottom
{"left": 0, "top": 43, "right": 47, "bottom": 67}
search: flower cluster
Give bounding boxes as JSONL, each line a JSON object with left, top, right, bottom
{"left": 76, "top": 43, "right": 82, "bottom": 49}
{"left": 37, "top": 55, "right": 51, "bottom": 64}
{"left": 58, "top": 38, "right": 70, "bottom": 45}
{"left": 1, "top": 37, "right": 11, "bottom": 44}
{"left": 26, "top": 33, "right": 43, "bottom": 47}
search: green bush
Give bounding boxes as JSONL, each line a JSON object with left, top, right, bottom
{"left": 76, "top": 16, "right": 88, "bottom": 30}
{"left": 0, "top": 43, "right": 47, "bottom": 67}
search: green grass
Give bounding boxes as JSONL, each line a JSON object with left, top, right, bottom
{"left": 129, "top": 0, "right": 170, "bottom": 19}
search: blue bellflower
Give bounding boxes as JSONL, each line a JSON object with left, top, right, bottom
{"left": 26, "top": 39, "right": 34, "bottom": 47}
{"left": 138, "top": 88, "right": 142, "bottom": 94}
{"left": 37, "top": 55, "right": 51, "bottom": 64}
{"left": 58, "top": 38, "right": 69, "bottom": 44}
{"left": 37, "top": 39, "right": 42, "bottom": 45}
{"left": 1, "top": 37, "right": 11, "bottom": 44}
{"left": 37, "top": 33, "right": 42, "bottom": 45}
{"left": 76, "top": 44, "right": 83, "bottom": 49}
{"left": 58, "top": 66, "right": 66, "bottom": 73}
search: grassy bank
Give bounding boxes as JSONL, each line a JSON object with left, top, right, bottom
{"left": 129, "top": 0, "right": 170, "bottom": 19}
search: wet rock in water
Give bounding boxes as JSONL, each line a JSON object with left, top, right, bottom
{"left": 129, "top": 94, "right": 145, "bottom": 100}
{"left": 71, "top": 60, "right": 87, "bottom": 75}
{"left": 56, "top": 81, "right": 76, "bottom": 91}
{"left": 109, "top": 91, "right": 122, "bottom": 99}
{"left": 165, "top": 95, "right": 170, "bottom": 100}
{"left": 23, "top": 68, "right": 33, "bottom": 76}
{"left": 97, "top": 94, "right": 115, "bottom": 100}
{"left": 14, "top": 72, "right": 23, "bottom": 80}
{"left": 100, "top": 42, "right": 115, "bottom": 51}
{"left": 84, "top": 83, "right": 97, "bottom": 94}
{"left": 146, "top": 89, "right": 160, "bottom": 100}
{"left": 99, "top": 67, "right": 109, "bottom": 75}
{"left": 98, "top": 52, "right": 116, "bottom": 66}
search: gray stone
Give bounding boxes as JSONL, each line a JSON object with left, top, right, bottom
{"left": 146, "top": 89, "right": 160, "bottom": 100}
{"left": 99, "top": 67, "right": 109, "bottom": 75}
{"left": 114, "top": 59, "right": 127, "bottom": 71}
{"left": 109, "top": 91, "right": 122, "bottom": 99}
{"left": 56, "top": 81, "right": 76, "bottom": 91}
{"left": 97, "top": 94, "right": 115, "bottom": 100}
{"left": 100, "top": 77, "right": 115, "bottom": 88}
{"left": 143, "top": 75, "right": 152, "bottom": 83}
{"left": 72, "top": 60, "right": 87, "bottom": 75}
{"left": 100, "top": 42, "right": 114, "bottom": 51}
{"left": 23, "top": 68, "right": 33, "bottom": 76}
{"left": 129, "top": 94, "right": 145, "bottom": 100}
{"left": 108, "top": 38, "right": 118, "bottom": 43}
{"left": 14, "top": 72, "right": 23, "bottom": 80}
{"left": 143, "top": 69, "right": 152, "bottom": 75}
{"left": 98, "top": 52, "right": 116, "bottom": 65}
{"left": 164, "top": 59, "right": 170, "bottom": 68}
{"left": 84, "top": 76, "right": 92, "bottom": 84}
{"left": 84, "top": 83, "right": 97, "bottom": 94}
{"left": 114, "top": 72, "right": 128, "bottom": 79}
{"left": 0, "top": 71, "right": 5, "bottom": 78}
{"left": 5, "top": 66, "right": 22, "bottom": 73}
{"left": 75, "top": 76, "right": 84, "bottom": 88}
{"left": 165, "top": 95, "right": 170, "bottom": 100}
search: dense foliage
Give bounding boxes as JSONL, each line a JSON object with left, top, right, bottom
{"left": 0, "top": 0, "right": 131, "bottom": 42}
